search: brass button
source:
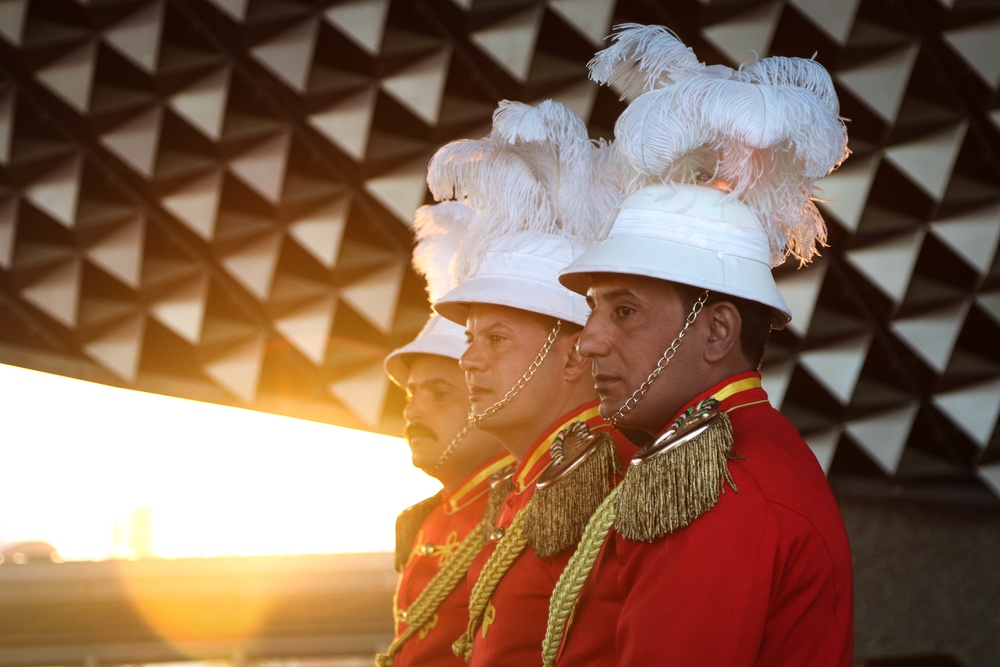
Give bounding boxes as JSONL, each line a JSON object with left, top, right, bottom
{"left": 490, "top": 527, "right": 505, "bottom": 542}
{"left": 397, "top": 609, "right": 407, "bottom": 621}
{"left": 418, "top": 543, "right": 435, "bottom": 556}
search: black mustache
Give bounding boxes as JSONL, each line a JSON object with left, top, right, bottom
{"left": 404, "top": 422, "right": 438, "bottom": 441}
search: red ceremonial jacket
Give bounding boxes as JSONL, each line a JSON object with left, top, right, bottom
{"left": 466, "top": 401, "right": 635, "bottom": 667}
{"left": 554, "top": 372, "right": 854, "bottom": 666}
{"left": 391, "top": 452, "right": 515, "bottom": 667}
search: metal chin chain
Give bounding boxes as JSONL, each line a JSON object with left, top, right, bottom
{"left": 427, "top": 319, "right": 563, "bottom": 473}
{"left": 470, "top": 319, "right": 563, "bottom": 425}
{"left": 607, "top": 291, "right": 710, "bottom": 427}
{"left": 427, "top": 419, "right": 472, "bottom": 474}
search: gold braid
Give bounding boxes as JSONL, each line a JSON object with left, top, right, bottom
{"left": 452, "top": 502, "right": 532, "bottom": 661}
{"left": 376, "top": 522, "right": 487, "bottom": 667}
{"left": 541, "top": 487, "right": 619, "bottom": 667}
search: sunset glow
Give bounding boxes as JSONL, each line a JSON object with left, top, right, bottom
{"left": 0, "top": 363, "right": 438, "bottom": 561}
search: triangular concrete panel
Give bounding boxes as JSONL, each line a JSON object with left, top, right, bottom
{"left": 0, "top": 89, "right": 13, "bottom": 164}
{"left": 228, "top": 131, "right": 291, "bottom": 203}
{"left": 327, "top": 361, "right": 391, "bottom": 427}
{"left": 0, "top": 0, "right": 28, "bottom": 45}
{"left": 161, "top": 169, "right": 224, "bottom": 239}
{"left": 846, "top": 402, "right": 919, "bottom": 476}
{"left": 86, "top": 216, "right": 145, "bottom": 289}
{"left": 381, "top": 49, "right": 451, "bottom": 125}
{"left": 84, "top": 314, "right": 146, "bottom": 383}
{"left": 168, "top": 66, "right": 231, "bottom": 141}
{"left": 339, "top": 261, "right": 406, "bottom": 333}
{"left": 978, "top": 463, "right": 1000, "bottom": 499}
{"left": 930, "top": 202, "right": 1000, "bottom": 275}
{"left": 34, "top": 40, "right": 97, "bottom": 114}
{"left": 703, "top": 2, "right": 783, "bottom": 65}
{"left": 799, "top": 334, "right": 873, "bottom": 404}
{"left": 323, "top": 0, "right": 390, "bottom": 56}
{"left": 0, "top": 197, "right": 18, "bottom": 270}
{"left": 220, "top": 232, "right": 283, "bottom": 300}
{"left": 274, "top": 295, "right": 337, "bottom": 365}
{"left": 814, "top": 156, "right": 880, "bottom": 233}
{"left": 804, "top": 427, "right": 842, "bottom": 474}
{"left": 204, "top": 334, "right": 267, "bottom": 403}
{"left": 944, "top": 18, "right": 1000, "bottom": 89}
{"left": 100, "top": 106, "right": 163, "bottom": 177}
{"left": 836, "top": 45, "right": 918, "bottom": 123}
{"left": 103, "top": 0, "right": 165, "bottom": 74}
{"left": 790, "top": 0, "right": 860, "bottom": 44}
{"left": 470, "top": 7, "right": 544, "bottom": 82}
{"left": 548, "top": 0, "right": 616, "bottom": 46}
{"left": 150, "top": 273, "right": 210, "bottom": 344}
{"left": 933, "top": 377, "right": 1000, "bottom": 448}
{"left": 288, "top": 197, "right": 351, "bottom": 268}
{"left": 21, "top": 258, "right": 83, "bottom": 328}
{"left": 205, "top": 0, "right": 248, "bottom": 22}
{"left": 978, "top": 290, "right": 1000, "bottom": 326}
{"left": 884, "top": 123, "right": 968, "bottom": 201}
{"left": 846, "top": 229, "right": 924, "bottom": 304}
{"left": 308, "top": 87, "right": 377, "bottom": 161}
{"left": 760, "top": 358, "right": 796, "bottom": 409}
{"left": 777, "top": 260, "right": 828, "bottom": 338}
{"left": 363, "top": 158, "right": 430, "bottom": 223}
{"left": 891, "top": 300, "right": 971, "bottom": 373}
{"left": 549, "top": 80, "right": 600, "bottom": 123}
{"left": 25, "top": 154, "right": 83, "bottom": 228}
{"left": 251, "top": 18, "right": 318, "bottom": 93}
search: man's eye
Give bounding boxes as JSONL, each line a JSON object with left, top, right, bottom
{"left": 616, "top": 306, "right": 635, "bottom": 317}
{"left": 489, "top": 334, "right": 505, "bottom": 344}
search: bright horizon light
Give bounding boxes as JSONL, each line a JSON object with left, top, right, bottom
{"left": 0, "top": 362, "right": 439, "bottom": 561}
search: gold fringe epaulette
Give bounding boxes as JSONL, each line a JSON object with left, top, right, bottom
{"left": 614, "top": 403, "right": 740, "bottom": 543}
{"left": 524, "top": 428, "right": 618, "bottom": 558}
{"left": 480, "top": 463, "right": 516, "bottom": 546}
{"left": 394, "top": 492, "right": 444, "bottom": 572}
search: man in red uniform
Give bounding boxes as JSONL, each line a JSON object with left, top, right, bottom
{"left": 377, "top": 202, "right": 512, "bottom": 667}
{"left": 428, "top": 100, "right": 635, "bottom": 665}
{"left": 546, "top": 25, "right": 855, "bottom": 666}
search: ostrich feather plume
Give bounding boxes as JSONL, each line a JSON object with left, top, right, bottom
{"left": 588, "top": 23, "right": 704, "bottom": 101}
{"left": 410, "top": 201, "right": 473, "bottom": 304}
{"left": 597, "top": 26, "right": 849, "bottom": 266}
{"left": 426, "top": 100, "right": 620, "bottom": 281}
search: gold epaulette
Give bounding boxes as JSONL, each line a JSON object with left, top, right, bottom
{"left": 524, "top": 427, "right": 619, "bottom": 558}
{"left": 480, "top": 463, "right": 517, "bottom": 545}
{"left": 394, "top": 491, "right": 443, "bottom": 572}
{"left": 614, "top": 403, "right": 740, "bottom": 543}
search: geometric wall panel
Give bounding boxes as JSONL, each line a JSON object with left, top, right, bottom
{"left": 1, "top": 0, "right": 999, "bottom": 506}
{"left": 702, "top": 2, "right": 783, "bottom": 65}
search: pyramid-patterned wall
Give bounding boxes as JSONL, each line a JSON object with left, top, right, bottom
{"left": 0, "top": 0, "right": 998, "bottom": 502}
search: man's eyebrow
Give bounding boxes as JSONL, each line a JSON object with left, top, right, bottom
{"left": 466, "top": 321, "right": 512, "bottom": 337}
{"left": 590, "top": 286, "right": 638, "bottom": 302}
{"left": 407, "top": 377, "right": 460, "bottom": 392}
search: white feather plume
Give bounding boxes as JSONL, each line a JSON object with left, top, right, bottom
{"left": 427, "top": 100, "right": 621, "bottom": 281}
{"left": 606, "top": 33, "right": 849, "bottom": 266}
{"left": 410, "top": 202, "right": 473, "bottom": 303}
{"left": 588, "top": 23, "right": 704, "bottom": 101}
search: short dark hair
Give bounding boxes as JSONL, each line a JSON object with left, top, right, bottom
{"left": 677, "top": 285, "right": 771, "bottom": 369}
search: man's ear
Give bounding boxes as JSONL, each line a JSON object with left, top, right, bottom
{"left": 561, "top": 331, "right": 591, "bottom": 381}
{"left": 704, "top": 302, "right": 742, "bottom": 363}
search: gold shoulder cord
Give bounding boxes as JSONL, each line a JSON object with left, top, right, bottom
{"left": 451, "top": 502, "right": 532, "bottom": 662}
{"left": 541, "top": 487, "right": 619, "bottom": 667}
{"left": 540, "top": 404, "right": 738, "bottom": 665}
{"left": 376, "top": 521, "right": 486, "bottom": 667}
